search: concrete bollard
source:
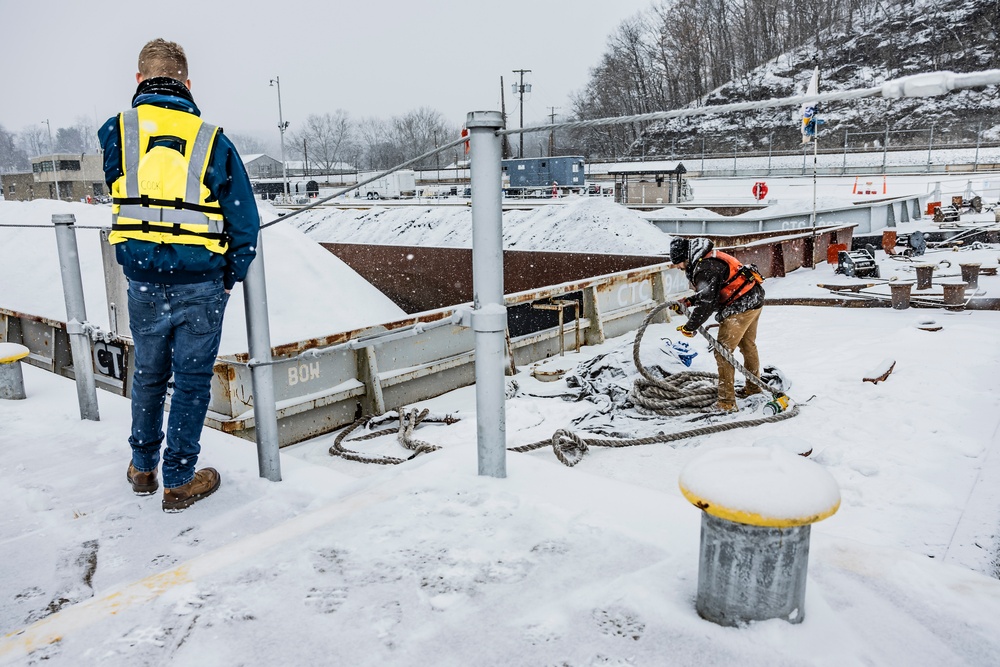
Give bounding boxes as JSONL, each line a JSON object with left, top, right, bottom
{"left": 959, "top": 263, "right": 981, "bottom": 290}
{"left": 0, "top": 343, "right": 30, "bottom": 400}
{"left": 679, "top": 446, "right": 840, "bottom": 627}
{"left": 889, "top": 281, "right": 913, "bottom": 310}
{"left": 914, "top": 264, "right": 935, "bottom": 290}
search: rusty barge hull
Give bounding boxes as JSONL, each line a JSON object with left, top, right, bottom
{"left": 4, "top": 226, "right": 861, "bottom": 448}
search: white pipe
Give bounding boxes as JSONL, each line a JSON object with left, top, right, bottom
{"left": 467, "top": 110, "right": 507, "bottom": 479}
{"left": 243, "top": 231, "right": 281, "bottom": 481}
{"left": 52, "top": 214, "right": 100, "bottom": 421}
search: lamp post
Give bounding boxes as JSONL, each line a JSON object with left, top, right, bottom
{"left": 511, "top": 69, "right": 532, "bottom": 158}
{"left": 42, "top": 119, "right": 61, "bottom": 201}
{"left": 269, "top": 76, "right": 290, "bottom": 198}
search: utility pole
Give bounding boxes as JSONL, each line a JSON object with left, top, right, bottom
{"left": 547, "top": 106, "right": 559, "bottom": 157}
{"left": 303, "top": 138, "right": 309, "bottom": 178}
{"left": 42, "top": 119, "right": 61, "bottom": 201}
{"left": 269, "top": 76, "right": 290, "bottom": 198}
{"left": 511, "top": 69, "right": 532, "bottom": 158}
{"left": 500, "top": 76, "right": 512, "bottom": 159}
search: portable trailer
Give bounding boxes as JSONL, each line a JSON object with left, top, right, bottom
{"left": 502, "top": 156, "right": 586, "bottom": 196}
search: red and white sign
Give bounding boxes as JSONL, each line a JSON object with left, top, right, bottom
{"left": 752, "top": 181, "right": 768, "bottom": 201}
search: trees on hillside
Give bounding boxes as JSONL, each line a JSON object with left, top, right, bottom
{"left": 572, "top": 0, "right": 878, "bottom": 157}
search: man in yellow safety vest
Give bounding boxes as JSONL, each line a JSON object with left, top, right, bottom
{"left": 99, "top": 39, "right": 260, "bottom": 512}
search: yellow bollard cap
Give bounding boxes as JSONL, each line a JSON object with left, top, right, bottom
{"left": 0, "top": 343, "right": 30, "bottom": 364}
{"left": 679, "top": 446, "right": 840, "bottom": 528}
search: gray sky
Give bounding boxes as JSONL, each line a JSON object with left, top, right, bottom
{"left": 1, "top": 0, "right": 654, "bottom": 140}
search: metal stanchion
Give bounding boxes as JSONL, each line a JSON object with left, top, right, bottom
{"left": 243, "top": 231, "right": 281, "bottom": 481}
{"left": 52, "top": 214, "right": 100, "bottom": 421}
{"left": 468, "top": 110, "right": 507, "bottom": 479}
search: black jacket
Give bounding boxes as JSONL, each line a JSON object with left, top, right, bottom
{"left": 682, "top": 240, "right": 764, "bottom": 331}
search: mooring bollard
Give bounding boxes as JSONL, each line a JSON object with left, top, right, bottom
{"left": 941, "top": 280, "right": 968, "bottom": 310}
{"left": 914, "top": 264, "right": 935, "bottom": 290}
{"left": 889, "top": 281, "right": 913, "bottom": 310}
{"left": 959, "top": 263, "right": 981, "bottom": 290}
{"left": 0, "top": 342, "right": 30, "bottom": 400}
{"left": 679, "top": 446, "right": 840, "bottom": 627}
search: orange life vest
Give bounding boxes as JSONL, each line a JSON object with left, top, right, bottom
{"left": 702, "top": 250, "right": 760, "bottom": 307}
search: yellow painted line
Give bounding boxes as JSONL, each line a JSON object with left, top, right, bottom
{"left": 0, "top": 482, "right": 390, "bottom": 663}
{"left": 679, "top": 484, "right": 840, "bottom": 528}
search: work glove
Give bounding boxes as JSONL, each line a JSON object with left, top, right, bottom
{"left": 667, "top": 298, "right": 691, "bottom": 314}
{"left": 676, "top": 325, "right": 695, "bottom": 339}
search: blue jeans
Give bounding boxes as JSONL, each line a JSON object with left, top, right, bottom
{"left": 127, "top": 279, "right": 229, "bottom": 489}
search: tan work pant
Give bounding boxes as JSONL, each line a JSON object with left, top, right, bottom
{"left": 714, "top": 307, "right": 762, "bottom": 409}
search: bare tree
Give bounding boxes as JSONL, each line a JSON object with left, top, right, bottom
{"left": 391, "top": 107, "right": 456, "bottom": 169}
{"left": 289, "top": 110, "right": 355, "bottom": 174}
{"left": 73, "top": 116, "right": 99, "bottom": 154}
{"left": 18, "top": 124, "right": 49, "bottom": 157}
{"left": 227, "top": 133, "right": 269, "bottom": 156}
{"left": 55, "top": 127, "right": 86, "bottom": 153}
{"left": 0, "top": 124, "right": 30, "bottom": 173}
{"left": 356, "top": 116, "right": 400, "bottom": 171}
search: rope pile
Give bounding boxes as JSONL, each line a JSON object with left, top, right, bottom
{"left": 509, "top": 302, "right": 800, "bottom": 467}
{"left": 329, "top": 408, "right": 458, "bottom": 465}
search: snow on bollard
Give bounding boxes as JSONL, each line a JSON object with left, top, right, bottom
{"left": 0, "top": 343, "right": 30, "bottom": 400}
{"left": 679, "top": 446, "right": 840, "bottom": 627}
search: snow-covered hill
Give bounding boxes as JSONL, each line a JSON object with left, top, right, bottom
{"left": 643, "top": 0, "right": 1000, "bottom": 155}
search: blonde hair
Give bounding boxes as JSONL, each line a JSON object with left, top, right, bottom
{"left": 138, "top": 39, "right": 188, "bottom": 81}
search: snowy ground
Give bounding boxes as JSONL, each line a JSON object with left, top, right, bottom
{"left": 3, "top": 183, "right": 1000, "bottom": 665}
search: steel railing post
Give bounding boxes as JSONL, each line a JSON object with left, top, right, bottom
{"left": 243, "top": 230, "right": 281, "bottom": 481}
{"left": 52, "top": 213, "right": 100, "bottom": 421}
{"left": 467, "top": 110, "right": 507, "bottom": 479}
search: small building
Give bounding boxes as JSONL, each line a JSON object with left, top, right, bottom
{"left": 242, "top": 154, "right": 284, "bottom": 179}
{"left": 1, "top": 154, "right": 107, "bottom": 202}
{"left": 606, "top": 162, "right": 691, "bottom": 205}
{"left": 1, "top": 172, "right": 37, "bottom": 202}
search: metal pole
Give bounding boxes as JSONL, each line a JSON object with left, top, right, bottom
{"left": 467, "top": 110, "right": 507, "bottom": 479}
{"left": 927, "top": 122, "right": 935, "bottom": 170}
{"left": 843, "top": 130, "right": 848, "bottom": 170}
{"left": 44, "top": 119, "right": 61, "bottom": 201}
{"left": 52, "top": 214, "right": 99, "bottom": 421}
{"left": 270, "top": 76, "right": 290, "bottom": 198}
{"left": 811, "top": 135, "right": 818, "bottom": 270}
{"left": 974, "top": 121, "right": 982, "bottom": 172}
{"left": 547, "top": 106, "right": 558, "bottom": 157}
{"left": 767, "top": 132, "right": 773, "bottom": 173}
{"left": 243, "top": 231, "right": 281, "bottom": 481}
{"left": 882, "top": 121, "right": 889, "bottom": 174}
{"left": 513, "top": 69, "right": 531, "bottom": 158}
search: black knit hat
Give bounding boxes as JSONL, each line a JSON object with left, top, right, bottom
{"left": 669, "top": 237, "right": 689, "bottom": 264}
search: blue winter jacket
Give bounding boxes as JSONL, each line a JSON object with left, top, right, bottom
{"left": 98, "top": 86, "right": 259, "bottom": 290}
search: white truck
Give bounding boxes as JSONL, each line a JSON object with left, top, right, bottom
{"left": 357, "top": 170, "right": 417, "bottom": 199}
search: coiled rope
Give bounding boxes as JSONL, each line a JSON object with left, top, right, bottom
{"left": 329, "top": 408, "right": 455, "bottom": 465}
{"left": 508, "top": 302, "right": 800, "bottom": 466}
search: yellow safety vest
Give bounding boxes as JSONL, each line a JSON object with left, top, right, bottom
{"left": 109, "top": 105, "right": 228, "bottom": 254}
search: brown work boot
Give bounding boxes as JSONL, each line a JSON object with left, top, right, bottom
{"left": 162, "top": 468, "right": 221, "bottom": 513}
{"left": 127, "top": 463, "right": 158, "bottom": 496}
{"left": 714, "top": 401, "right": 738, "bottom": 413}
